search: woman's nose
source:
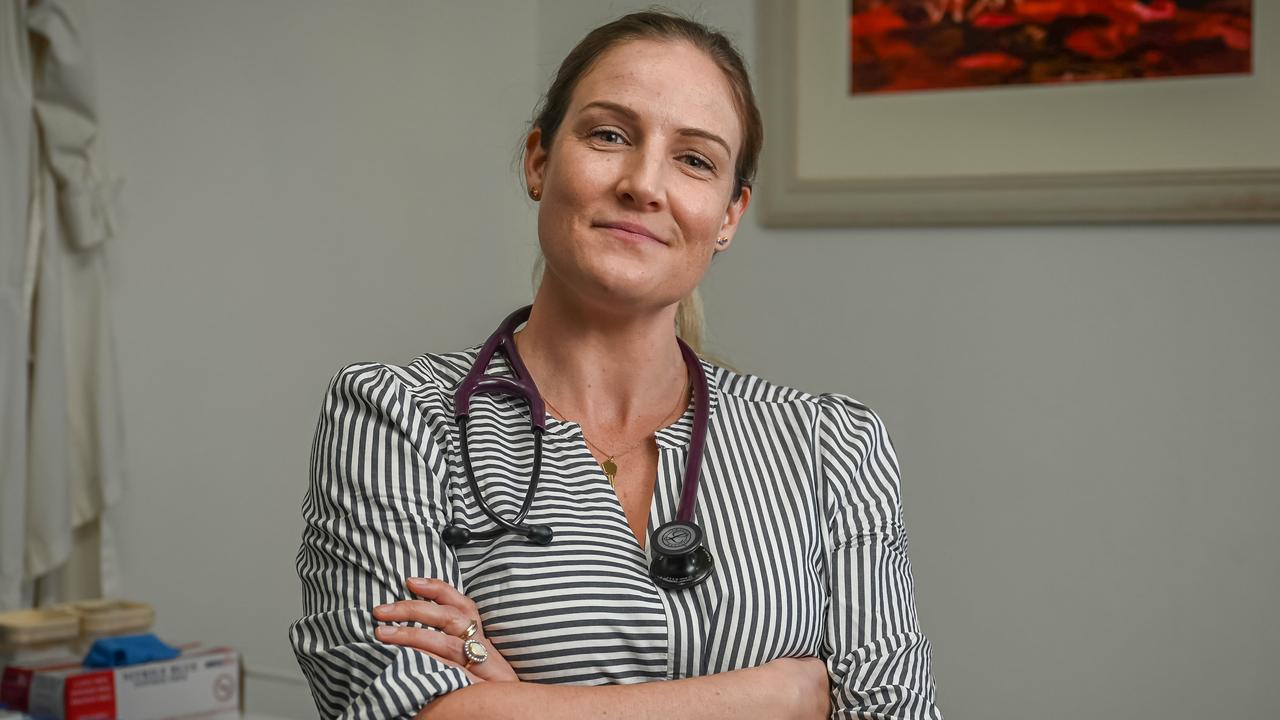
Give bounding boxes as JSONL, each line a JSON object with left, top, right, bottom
{"left": 614, "top": 149, "right": 665, "bottom": 209}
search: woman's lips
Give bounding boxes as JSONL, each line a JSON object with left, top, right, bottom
{"left": 596, "top": 222, "right": 666, "bottom": 245}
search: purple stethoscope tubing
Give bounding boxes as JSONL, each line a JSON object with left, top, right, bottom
{"left": 674, "top": 333, "right": 709, "bottom": 524}
{"left": 454, "top": 306, "right": 547, "bottom": 430}
{"left": 452, "top": 305, "right": 709, "bottom": 536}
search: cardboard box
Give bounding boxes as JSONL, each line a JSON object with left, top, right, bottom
{"left": 25, "top": 645, "right": 240, "bottom": 720}
{"left": 1, "top": 654, "right": 82, "bottom": 711}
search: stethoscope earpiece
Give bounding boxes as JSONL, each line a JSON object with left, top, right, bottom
{"left": 525, "top": 524, "right": 554, "bottom": 546}
{"left": 441, "top": 523, "right": 471, "bottom": 547}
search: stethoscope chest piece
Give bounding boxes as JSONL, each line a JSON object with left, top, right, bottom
{"left": 648, "top": 520, "right": 715, "bottom": 590}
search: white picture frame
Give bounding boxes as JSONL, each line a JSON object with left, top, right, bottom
{"left": 756, "top": 0, "right": 1280, "bottom": 226}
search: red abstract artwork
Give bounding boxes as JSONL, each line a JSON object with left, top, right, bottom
{"left": 849, "top": 0, "right": 1252, "bottom": 94}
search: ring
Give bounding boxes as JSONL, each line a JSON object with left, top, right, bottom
{"left": 457, "top": 621, "right": 478, "bottom": 641}
{"left": 462, "top": 638, "right": 489, "bottom": 667}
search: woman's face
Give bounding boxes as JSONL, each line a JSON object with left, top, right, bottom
{"left": 524, "top": 39, "right": 750, "bottom": 316}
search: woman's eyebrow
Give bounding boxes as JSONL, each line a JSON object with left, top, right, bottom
{"left": 676, "top": 128, "right": 730, "bottom": 159}
{"left": 580, "top": 100, "right": 731, "bottom": 158}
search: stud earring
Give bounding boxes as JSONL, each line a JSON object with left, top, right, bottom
{"left": 716, "top": 237, "right": 728, "bottom": 246}
{"left": 529, "top": 187, "right": 541, "bottom": 200}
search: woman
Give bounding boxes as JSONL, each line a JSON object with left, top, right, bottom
{"left": 290, "top": 11, "right": 943, "bottom": 720}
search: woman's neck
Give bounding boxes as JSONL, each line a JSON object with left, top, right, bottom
{"left": 513, "top": 279, "right": 689, "bottom": 432}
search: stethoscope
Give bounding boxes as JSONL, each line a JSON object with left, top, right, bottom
{"left": 441, "top": 305, "right": 715, "bottom": 590}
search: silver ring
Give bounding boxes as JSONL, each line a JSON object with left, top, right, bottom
{"left": 462, "top": 638, "right": 488, "bottom": 666}
{"left": 458, "top": 621, "right": 478, "bottom": 641}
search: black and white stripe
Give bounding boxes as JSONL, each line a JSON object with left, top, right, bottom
{"left": 290, "top": 346, "right": 943, "bottom": 719}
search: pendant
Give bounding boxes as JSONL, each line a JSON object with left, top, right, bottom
{"left": 602, "top": 459, "right": 618, "bottom": 487}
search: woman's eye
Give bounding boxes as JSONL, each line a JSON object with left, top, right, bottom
{"left": 681, "top": 154, "right": 715, "bottom": 172}
{"left": 591, "top": 129, "right": 626, "bottom": 144}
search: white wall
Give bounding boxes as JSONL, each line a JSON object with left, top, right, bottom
{"left": 89, "top": 1, "right": 1280, "bottom": 718}
{"left": 707, "top": 223, "right": 1280, "bottom": 718}
{"left": 91, "top": 2, "right": 538, "bottom": 716}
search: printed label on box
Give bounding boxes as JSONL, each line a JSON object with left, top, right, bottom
{"left": 24, "top": 646, "right": 239, "bottom": 720}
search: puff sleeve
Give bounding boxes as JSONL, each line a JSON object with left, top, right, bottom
{"left": 817, "top": 395, "right": 943, "bottom": 719}
{"left": 289, "top": 364, "right": 470, "bottom": 719}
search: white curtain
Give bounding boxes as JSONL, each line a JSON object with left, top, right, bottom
{"left": 0, "top": 0, "right": 125, "bottom": 610}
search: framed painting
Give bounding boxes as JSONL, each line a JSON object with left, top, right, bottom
{"left": 756, "top": 0, "right": 1280, "bottom": 226}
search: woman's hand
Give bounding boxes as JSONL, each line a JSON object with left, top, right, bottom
{"left": 763, "top": 656, "right": 831, "bottom": 720}
{"left": 372, "top": 577, "right": 519, "bottom": 683}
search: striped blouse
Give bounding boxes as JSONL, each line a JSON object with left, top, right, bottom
{"left": 289, "top": 345, "right": 944, "bottom": 719}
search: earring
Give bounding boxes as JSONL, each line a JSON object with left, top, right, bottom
{"left": 529, "top": 187, "right": 541, "bottom": 200}
{"left": 716, "top": 237, "right": 728, "bottom": 246}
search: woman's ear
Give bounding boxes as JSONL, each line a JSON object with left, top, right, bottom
{"left": 715, "top": 186, "right": 751, "bottom": 252}
{"left": 524, "top": 128, "right": 548, "bottom": 195}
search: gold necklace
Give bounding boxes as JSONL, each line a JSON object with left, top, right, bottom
{"left": 543, "top": 377, "right": 690, "bottom": 487}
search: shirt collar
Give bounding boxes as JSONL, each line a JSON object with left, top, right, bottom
{"left": 461, "top": 346, "right": 721, "bottom": 449}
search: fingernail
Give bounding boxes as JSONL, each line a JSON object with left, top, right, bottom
{"left": 373, "top": 604, "right": 390, "bottom": 613}
{"left": 408, "top": 577, "right": 429, "bottom": 587}
{"left": 376, "top": 626, "right": 399, "bottom": 638}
